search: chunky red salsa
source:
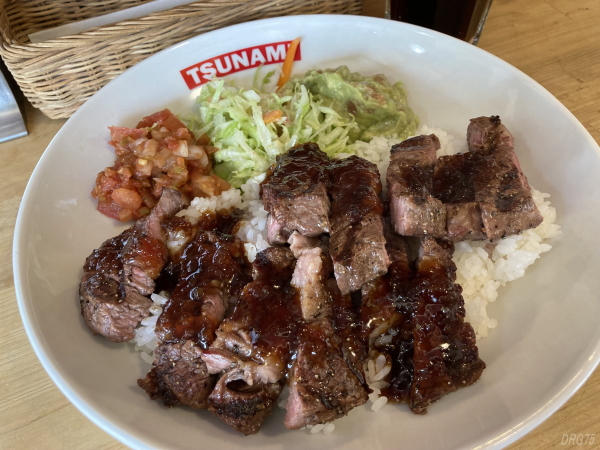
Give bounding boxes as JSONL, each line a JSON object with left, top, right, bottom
{"left": 92, "top": 109, "right": 230, "bottom": 222}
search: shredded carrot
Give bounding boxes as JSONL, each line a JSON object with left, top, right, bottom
{"left": 276, "top": 37, "right": 301, "bottom": 90}
{"left": 263, "top": 109, "right": 283, "bottom": 124}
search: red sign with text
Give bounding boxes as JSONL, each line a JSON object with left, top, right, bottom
{"left": 180, "top": 40, "right": 302, "bottom": 89}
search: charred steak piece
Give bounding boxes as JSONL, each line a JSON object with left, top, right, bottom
{"left": 361, "top": 227, "right": 416, "bottom": 403}
{"left": 433, "top": 154, "right": 486, "bottom": 242}
{"left": 387, "top": 135, "right": 446, "bottom": 237}
{"left": 431, "top": 116, "right": 542, "bottom": 241}
{"left": 154, "top": 230, "right": 249, "bottom": 347}
{"left": 79, "top": 229, "right": 141, "bottom": 343}
{"left": 468, "top": 116, "right": 543, "bottom": 240}
{"left": 203, "top": 247, "right": 301, "bottom": 435}
{"left": 361, "top": 227, "right": 413, "bottom": 343}
{"left": 329, "top": 279, "right": 367, "bottom": 386}
{"left": 120, "top": 188, "right": 184, "bottom": 296}
{"left": 433, "top": 153, "right": 476, "bottom": 204}
{"left": 261, "top": 143, "right": 331, "bottom": 244}
{"left": 209, "top": 368, "right": 283, "bottom": 436}
{"left": 285, "top": 318, "right": 368, "bottom": 429}
{"left": 409, "top": 237, "right": 485, "bottom": 414}
{"left": 329, "top": 156, "right": 390, "bottom": 295}
{"left": 137, "top": 341, "right": 212, "bottom": 409}
{"left": 284, "top": 236, "right": 367, "bottom": 429}
{"left": 139, "top": 213, "right": 251, "bottom": 410}
{"left": 467, "top": 115, "right": 514, "bottom": 153}
{"left": 360, "top": 231, "right": 485, "bottom": 410}
{"left": 472, "top": 146, "right": 543, "bottom": 240}
{"left": 444, "top": 202, "right": 486, "bottom": 242}
{"left": 80, "top": 188, "right": 184, "bottom": 342}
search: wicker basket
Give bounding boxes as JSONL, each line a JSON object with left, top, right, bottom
{"left": 0, "top": 0, "right": 362, "bottom": 119}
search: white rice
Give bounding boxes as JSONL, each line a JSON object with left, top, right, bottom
{"left": 133, "top": 124, "right": 561, "bottom": 422}
{"left": 364, "top": 351, "right": 392, "bottom": 411}
{"left": 454, "top": 188, "right": 561, "bottom": 337}
{"left": 132, "top": 292, "right": 169, "bottom": 357}
{"left": 302, "top": 423, "right": 336, "bottom": 434}
{"left": 177, "top": 173, "right": 270, "bottom": 263}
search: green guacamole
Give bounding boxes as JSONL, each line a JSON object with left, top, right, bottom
{"left": 281, "top": 65, "right": 418, "bottom": 142}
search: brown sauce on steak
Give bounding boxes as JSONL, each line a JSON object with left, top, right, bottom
{"left": 228, "top": 248, "right": 301, "bottom": 367}
{"left": 82, "top": 229, "right": 134, "bottom": 278}
{"left": 329, "top": 156, "right": 383, "bottom": 227}
{"left": 121, "top": 234, "right": 168, "bottom": 281}
{"left": 329, "top": 281, "right": 367, "bottom": 385}
{"left": 80, "top": 188, "right": 184, "bottom": 342}
{"left": 361, "top": 234, "right": 485, "bottom": 412}
{"left": 206, "top": 247, "right": 301, "bottom": 435}
{"left": 262, "top": 142, "right": 331, "bottom": 192}
{"left": 329, "top": 156, "right": 389, "bottom": 295}
{"left": 408, "top": 238, "right": 485, "bottom": 413}
{"left": 361, "top": 231, "right": 416, "bottom": 403}
{"left": 155, "top": 210, "right": 250, "bottom": 348}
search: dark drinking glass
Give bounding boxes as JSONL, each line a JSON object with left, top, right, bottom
{"left": 386, "top": 0, "right": 493, "bottom": 45}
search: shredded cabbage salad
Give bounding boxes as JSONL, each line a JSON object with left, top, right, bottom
{"left": 186, "top": 77, "right": 360, "bottom": 187}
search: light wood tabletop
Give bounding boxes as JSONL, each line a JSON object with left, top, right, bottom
{"left": 1, "top": 0, "right": 598, "bottom": 449}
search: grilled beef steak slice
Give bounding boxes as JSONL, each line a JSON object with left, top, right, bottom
{"left": 388, "top": 189, "right": 446, "bottom": 238}
{"left": 205, "top": 247, "right": 301, "bottom": 434}
{"left": 80, "top": 188, "right": 184, "bottom": 342}
{"left": 433, "top": 153, "right": 476, "bottom": 204}
{"left": 467, "top": 115, "right": 514, "bottom": 152}
{"left": 209, "top": 369, "right": 283, "bottom": 436}
{"left": 360, "top": 231, "right": 484, "bottom": 409}
{"left": 432, "top": 153, "right": 486, "bottom": 241}
{"left": 262, "top": 143, "right": 331, "bottom": 244}
{"left": 445, "top": 202, "right": 486, "bottom": 241}
{"left": 329, "top": 156, "right": 389, "bottom": 295}
{"left": 329, "top": 279, "right": 367, "bottom": 386}
{"left": 154, "top": 229, "right": 248, "bottom": 347}
{"left": 361, "top": 227, "right": 416, "bottom": 403}
{"left": 285, "top": 236, "right": 367, "bottom": 428}
{"left": 467, "top": 117, "right": 542, "bottom": 240}
{"left": 121, "top": 187, "right": 184, "bottom": 295}
{"left": 409, "top": 237, "right": 485, "bottom": 414}
{"left": 432, "top": 117, "right": 542, "bottom": 241}
{"left": 139, "top": 212, "right": 251, "bottom": 409}
{"left": 137, "top": 341, "right": 213, "bottom": 408}
{"left": 285, "top": 319, "right": 368, "bottom": 429}
{"left": 472, "top": 145, "right": 543, "bottom": 240}
{"left": 361, "top": 228, "right": 413, "bottom": 342}
{"left": 387, "top": 135, "right": 446, "bottom": 237}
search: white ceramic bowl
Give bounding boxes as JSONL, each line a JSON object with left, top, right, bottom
{"left": 14, "top": 15, "right": 600, "bottom": 450}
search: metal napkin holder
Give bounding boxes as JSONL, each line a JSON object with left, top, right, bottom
{"left": 0, "top": 70, "right": 27, "bottom": 143}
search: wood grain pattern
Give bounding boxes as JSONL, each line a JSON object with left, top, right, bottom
{"left": 1, "top": 1, "right": 599, "bottom": 448}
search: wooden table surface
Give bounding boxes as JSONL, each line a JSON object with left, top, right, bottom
{"left": 1, "top": 0, "right": 599, "bottom": 448}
